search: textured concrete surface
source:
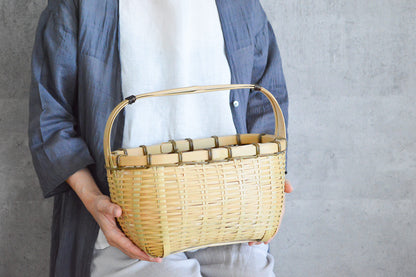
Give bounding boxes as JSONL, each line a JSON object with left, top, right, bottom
{"left": 263, "top": 0, "right": 416, "bottom": 276}
{"left": 0, "top": 0, "right": 53, "bottom": 276}
{"left": 0, "top": 0, "right": 415, "bottom": 276}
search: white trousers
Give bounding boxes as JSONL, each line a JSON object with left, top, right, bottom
{"left": 91, "top": 243, "right": 275, "bottom": 277}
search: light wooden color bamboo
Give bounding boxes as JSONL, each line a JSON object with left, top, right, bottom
{"left": 104, "top": 84, "right": 287, "bottom": 257}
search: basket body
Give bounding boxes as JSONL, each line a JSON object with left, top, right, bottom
{"left": 107, "top": 152, "right": 285, "bottom": 257}
{"left": 104, "top": 84, "right": 287, "bottom": 257}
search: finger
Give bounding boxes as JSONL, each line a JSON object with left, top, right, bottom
{"left": 111, "top": 204, "right": 122, "bottom": 218}
{"left": 98, "top": 199, "right": 122, "bottom": 218}
{"left": 248, "top": 241, "right": 262, "bottom": 246}
{"left": 108, "top": 228, "right": 162, "bottom": 263}
{"left": 284, "top": 180, "right": 293, "bottom": 193}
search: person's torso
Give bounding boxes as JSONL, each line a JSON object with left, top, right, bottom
{"left": 49, "top": 0, "right": 268, "bottom": 274}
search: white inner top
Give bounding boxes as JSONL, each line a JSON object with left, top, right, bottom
{"left": 96, "top": 0, "right": 236, "bottom": 250}
{"left": 120, "top": 0, "right": 236, "bottom": 149}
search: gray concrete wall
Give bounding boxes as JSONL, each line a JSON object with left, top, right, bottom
{"left": 0, "top": 0, "right": 414, "bottom": 276}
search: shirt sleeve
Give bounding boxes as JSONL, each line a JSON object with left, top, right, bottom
{"left": 247, "top": 1, "right": 289, "bottom": 169}
{"left": 28, "top": 0, "right": 96, "bottom": 198}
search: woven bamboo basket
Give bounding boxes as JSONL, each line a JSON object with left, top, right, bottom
{"left": 103, "top": 84, "right": 287, "bottom": 257}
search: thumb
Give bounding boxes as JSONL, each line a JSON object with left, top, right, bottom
{"left": 105, "top": 203, "right": 122, "bottom": 218}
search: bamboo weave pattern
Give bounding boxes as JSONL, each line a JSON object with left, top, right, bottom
{"left": 104, "top": 85, "right": 287, "bottom": 257}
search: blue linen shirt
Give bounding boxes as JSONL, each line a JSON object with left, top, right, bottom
{"left": 28, "top": 0, "right": 288, "bottom": 276}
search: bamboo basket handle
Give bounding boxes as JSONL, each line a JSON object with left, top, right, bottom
{"left": 104, "top": 84, "right": 286, "bottom": 168}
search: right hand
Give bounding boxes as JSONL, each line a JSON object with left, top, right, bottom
{"left": 89, "top": 194, "right": 162, "bottom": 263}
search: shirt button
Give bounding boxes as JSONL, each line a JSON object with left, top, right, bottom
{"left": 233, "top": 100, "right": 239, "bottom": 108}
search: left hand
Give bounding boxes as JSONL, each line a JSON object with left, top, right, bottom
{"left": 248, "top": 179, "right": 293, "bottom": 246}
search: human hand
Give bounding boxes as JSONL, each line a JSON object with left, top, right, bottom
{"left": 66, "top": 168, "right": 162, "bottom": 262}
{"left": 248, "top": 179, "right": 293, "bottom": 246}
{"left": 89, "top": 194, "right": 162, "bottom": 263}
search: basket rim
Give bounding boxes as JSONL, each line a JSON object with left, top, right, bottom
{"left": 107, "top": 133, "right": 286, "bottom": 169}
